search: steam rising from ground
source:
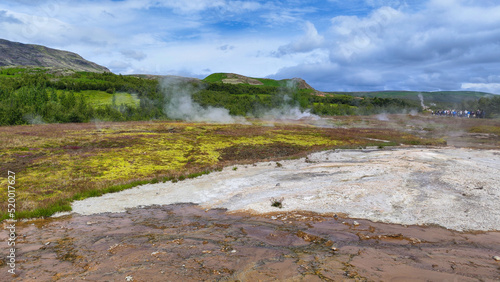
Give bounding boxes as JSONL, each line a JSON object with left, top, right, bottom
{"left": 160, "top": 77, "right": 318, "bottom": 124}
{"left": 23, "top": 113, "right": 45, "bottom": 124}
{"left": 161, "top": 77, "right": 246, "bottom": 124}
{"left": 259, "top": 106, "right": 320, "bottom": 121}
{"left": 418, "top": 93, "right": 427, "bottom": 109}
{"left": 376, "top": 113, "right": 389, "bottom": 121}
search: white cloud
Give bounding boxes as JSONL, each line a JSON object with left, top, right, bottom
{"left": 277, "top": 21, "right": 324, "bottom": 55}
{"left": 1, "top": 0, "right": 500, "bottom": 92}
{"left": 272, "top": 1, "right": 500, "bottom": 91}
{"left": 120, "top": 50, "right": 147, "bottom": 61}
{"left": 461, "top": 83, "right": 500, "bottom": 94}
{"left": 152, "top": 0, "right": 262, "bottom": 14}
{"left": 0, "top": 10, "right": 22, "bottom": 23}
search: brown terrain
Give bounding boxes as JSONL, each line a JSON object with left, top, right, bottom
{"left": 2, "top": 204, "right": 499, "bottom": 281}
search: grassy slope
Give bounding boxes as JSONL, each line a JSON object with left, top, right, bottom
{"left": 203, "top": 73, "right": 228, "bottom": 83}
{"left": 77, "top": 90, "right": 140, "bottom": 107}
{"left": 0, "top": 121, "right": 444, "bottom": 220}
{"left": 204, "top": 73, "right": 289, "bottom": 87}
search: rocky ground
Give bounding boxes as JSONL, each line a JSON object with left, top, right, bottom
{"left": 2, "top": 203, "right": 500, "bottom": 281}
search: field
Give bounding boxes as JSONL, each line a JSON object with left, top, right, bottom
{"left": 0, "top": 117, "right": 451, "bottom": 220}
{"left": 1, "top": 115, "right": 500, "bottom": 281}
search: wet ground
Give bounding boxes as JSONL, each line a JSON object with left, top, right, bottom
{"left": 2, "top": 203, "right": 500, "bottom": 281}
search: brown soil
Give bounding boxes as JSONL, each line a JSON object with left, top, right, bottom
{"left": 2, "top": 204, "right": 499, "bottom": 281}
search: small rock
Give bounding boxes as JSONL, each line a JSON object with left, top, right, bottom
{"left": 353, "top": 221, "right": 360, "bottom": 226}
{"left": 231, "top": 250, "right": 237, "bottom": 253}
{"left": 410, "top": 237, "right": 421, "bottom": 244}
{"left": 331, "top": 247, "right": 338, "bottom": 252}
{"left": 44, "top": 242, "right": 50, "bottom": 246}
{"left": 276, "top": 183, "right": 280, "bottom": 186}
{"left": 493, "top": 256, "right": 500, "bottom": 261}
{"left": 125, "top": 275, "right": 133, "bottom": 282}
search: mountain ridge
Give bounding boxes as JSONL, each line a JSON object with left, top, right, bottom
{"left": 0, "top": 38, "right": 109, "bottom": 73}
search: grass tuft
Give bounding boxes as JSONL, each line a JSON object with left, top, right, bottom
{"left": 270, "top": 197, "right": 284, "bottom": 208}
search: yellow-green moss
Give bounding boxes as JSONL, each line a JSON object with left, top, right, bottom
{"left": 0, "top": 120, "right": 421, "bottom": 219}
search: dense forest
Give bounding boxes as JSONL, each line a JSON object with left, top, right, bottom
{"left": 0, "top": 67, "right": 499, "bottom": 126}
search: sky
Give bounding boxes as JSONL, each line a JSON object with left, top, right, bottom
{"left": 1, "top": 0, "right": 500, "bottom": 93}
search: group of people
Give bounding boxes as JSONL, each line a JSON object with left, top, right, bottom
{"left": 432, "top": 109, "right": 486, "bottom": 118}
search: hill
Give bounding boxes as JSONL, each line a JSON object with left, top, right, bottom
{"left": 0, "top": 38, "right": 109, "bottom": 73}
{"left": 129, "top": 74, "right": 201, "bottom": 83}
{"left": 203, "top": 73, "right": 321, "bottom": 94}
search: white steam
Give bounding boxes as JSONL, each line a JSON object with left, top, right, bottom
{"left": 161, "top": 77, "right": 247, "bottom": 124}
{"left": 260, "top": 104, "right": 320, "bottom": 121}
{"left": 418, "top": 93, "right": 427, "bottom": 109}
{"left": 258, "top": 79, "right": 320, "bottom": 121}
{"left": 23, "top": 113, "right": 45, "bottom": 124}
{"left": 160, "top": 76, "right": 319, "bottom": 124}
{"left": 376, "top": 113, "right": 389, "bottom": 121}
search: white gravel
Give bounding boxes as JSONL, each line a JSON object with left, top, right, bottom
{"left": 62, "top": 147, "right": 500, "bottom": 231}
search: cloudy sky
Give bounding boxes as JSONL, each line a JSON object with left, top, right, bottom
{"left": 1, "top": 0, "right": 500, "bottom": 93}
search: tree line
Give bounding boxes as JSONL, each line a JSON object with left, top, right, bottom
{"left": 1, "top": 67, "right": 498, "bottom": 126}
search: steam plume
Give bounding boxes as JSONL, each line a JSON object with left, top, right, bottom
{"left": 160, "top": 76, "right": 319, "bottom": 124}
{"left": 418, "top": 93, "right": 427, "bottom": 109}
{"left": 161, "top": 77, "right": 247, "bottom": 124}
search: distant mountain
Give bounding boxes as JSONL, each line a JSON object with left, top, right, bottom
{"left": 0, "top": 39, "right": 109, "bottom": 73}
